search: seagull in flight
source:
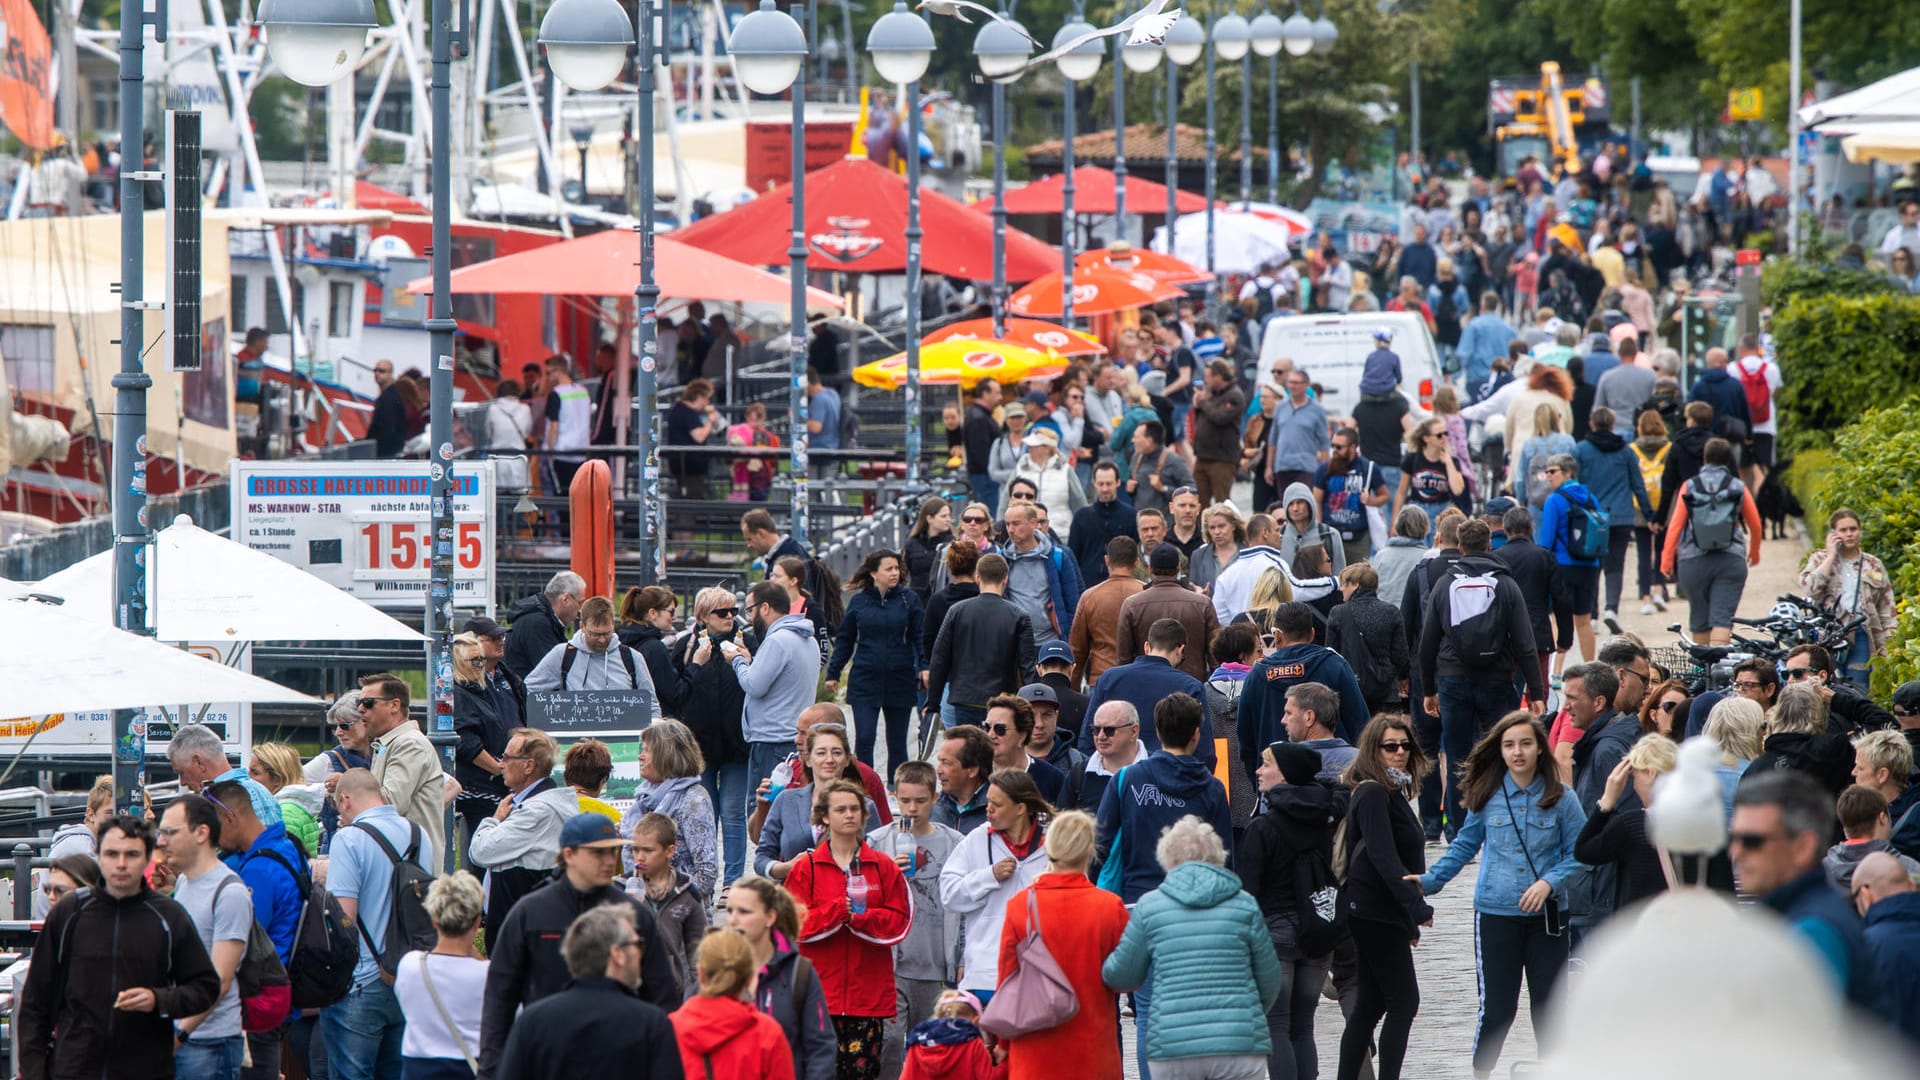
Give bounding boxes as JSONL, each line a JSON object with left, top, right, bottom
{"left": 1016, "top": 0, "right": 1183, "bottom": 73}
{"left": 915, "top": 0, "right": 1038, "bottom": 44}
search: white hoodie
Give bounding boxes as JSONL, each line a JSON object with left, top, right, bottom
{"left": 938, "top": 825, "right": 1051, "bottom": 993}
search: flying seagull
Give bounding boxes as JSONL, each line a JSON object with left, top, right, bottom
{"left": 916, "top": 0, "right": 1039, "bottom": 44}
{"left": 1016, "top": 0, "right": 1183, "bottom": 73}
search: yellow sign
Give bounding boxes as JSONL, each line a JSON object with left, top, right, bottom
{"left": 1729, "top": 87, "right": 1764, "bottom": 121}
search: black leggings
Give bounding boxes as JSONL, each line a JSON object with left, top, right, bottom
{"left": 1634, "top": 525, "right": 1667, "bottom": 598}
{"left": 1338, "top": 917, "right": 1419, "bottom": 1080}
{"left": 1602, "top": 525, "right": 1635, "bottom": 613}
{"left": 1472, "top": 911, "right": 1568, "bottom": 1075}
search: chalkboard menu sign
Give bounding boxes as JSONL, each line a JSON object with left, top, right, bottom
{"left": 524, "top": 689, "right": 656, "bottom": 737}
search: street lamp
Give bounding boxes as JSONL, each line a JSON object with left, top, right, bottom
{"left": 1163, "top": 15, "right": 1202, "bottom": 269}
{"left": 258, "top": 0, "right": 375, "bottom": 88}
{"left": 1251, "top": 8, "right": 1284, "bottom": 204}
{"left": 1280, "top": 3, "right": 1314, "bottom": 57}
{"left": 728, "top": 0, "right": 812, "bottom": 548}
{"left": 975, "top": 16, "right": 1031, "bottom": 335}
{"left": 266, "top": 0, "right": 461, "bottom": 848}
{"left": 866, "top": 1, "right": 935, "bottom": 494}
{"left": 1054, "top": 15, "right": 1104, "bottom": 325}
{"left": 1311, "top": 7, "right": 1338, "bottom": 54}
{"left": 571, "top": 124, "right": 595, "bottom": 195}
{"left": 1117, "top": 10, "right": 1164, "bottom": 233}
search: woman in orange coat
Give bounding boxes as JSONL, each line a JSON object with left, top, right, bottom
{"left": 994, "top": 809, "right": 1130, "bottom": 1080}
{"left": 672, "top": 928, "right": 796, "bottom": 1080}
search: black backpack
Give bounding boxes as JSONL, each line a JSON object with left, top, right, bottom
{"left": 1443, "top": 567, "right": 1510, "bottom": 667}
{"left": 349, "top": 821, "right": 438, "bottom": 981}
{"left": 251, "top": 847, "right": 359, "bottom": 1009}
{"left": 560, "top": 641, "right": 641, "bottom": 687}
{"left": 1292, "top": 832, "right": 1346, "bottom": 956}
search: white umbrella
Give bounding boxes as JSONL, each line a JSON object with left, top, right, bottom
{"left": 1151, "top": 208, "right": 1301, "bottom": 275}
{"left": 1800, "top": 67, "right": 1920, "bottom": 129}
{"left": 0, "top": 597, "right": 318, "bottom": 717}
{"left": 34, "top": 515, "right": 425, "bottom": 642}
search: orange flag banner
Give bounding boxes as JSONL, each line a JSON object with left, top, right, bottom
{"left": 0, "top": 0, "right": 55, "bottom": 150}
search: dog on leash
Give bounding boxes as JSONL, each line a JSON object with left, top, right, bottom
{"left": 1755, "top": 459, "right": 1804, "bottom": 540}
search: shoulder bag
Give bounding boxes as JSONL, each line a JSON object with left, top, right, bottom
{"left": 1501, "top": 782, "right": 1567, "bottom": 937}
{"left": 977, "top": 888, "right": 1080, "bottom": 1038}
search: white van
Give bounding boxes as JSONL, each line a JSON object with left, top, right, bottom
{"left": 1256, "top": 310, "right": 1444, "bottom": 417}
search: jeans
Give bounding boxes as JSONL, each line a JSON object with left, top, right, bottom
{"left": 969, "top": 472, "right": 1000, "bottom": 513}
{"left": 176, "top": 1034, "right": 245, "bottom": 1080}
{"left": 746, "top": 741, "right": 793, "bottom": 830}
{"left": 322, "top": 979, "right": 406, "bottom": 1080}
{"left": 1845, "top": 626, "right": 1873, "bottom": 689}
{"left": 1409, "top": 685, "right": 1443, "bottom": 835}
{"left": 1134, "top": 974, "right": 1155, "bottom": 1080}
{"left": 1633, "top": 525, "right": 1666, "bottom": 598}
{"left": 1267, "top": 953, "right": 1330, "bottom": 1080}
{"left": 1601, "top": 525, "right": 1634, "bottom": 613}
{"left": 1472, "top": 911, "right": 1568, "bottom": 1075}
{"left": 851, "top": 702, "right": 915, "bottom": 778}
{"left": 1435, "top": 675, "right": 1519, "bottom": 839}
{"left": 948, "top": 704, "right": 988, "bottom": 727}
{"left": 701, "top": 760, "right": 750, "bottom": 886}
{"left": 241, "top": 1025, "right": 286, "bottom": 1080}
{"left": 1338, "top": 917, "right": 1419, "bottom": 1080}
{"left": 289, "top": 1012, "right": 329, "bottom": 1080}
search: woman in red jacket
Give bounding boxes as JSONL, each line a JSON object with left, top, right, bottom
{"left": 787, "top": 778, "right": 912, "bottom": 1080}
{"left": 672, "top": 928, "right": 797, "bottom": 1080}
{"left": 994, "top": 810, "right": 1130, "bottom": 1080}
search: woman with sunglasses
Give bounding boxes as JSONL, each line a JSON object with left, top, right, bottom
{"left": 929, "top": 504, "right": 997, "bottom": 593}
{"left": 1416, "top": 711, "right": 1586, "bottom": 1080}
{"left": 304, "top": 694, "right": 373, "bottom": 854}
{"left": 679, "top": 586, "right": 756, "bottom": 890}
{"left": 41, "top": 852, "right": 102, "bottom": 909}
{"left": 1335, "top": 714, "right": 1433, "bottom": 1080}
{"left": 1391, "top": 419, "right": 1464, "bottom": 540}
{"left": 1639, "top": 678, "right": 1690, "bottom": 741}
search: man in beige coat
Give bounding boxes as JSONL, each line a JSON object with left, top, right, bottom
{"left": 355, "top": 671, "right": 449, "bottom": 869}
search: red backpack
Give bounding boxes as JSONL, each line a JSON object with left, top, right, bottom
{"left": 1736, "top": 359, "right": 1772, "bottom": 424}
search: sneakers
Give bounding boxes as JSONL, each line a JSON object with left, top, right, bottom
{"left": 1640, "top": 602, "right": 1655, "bottom": 615}
{"left": 1653, "top": 594, "right": 1669, "bottom": 612}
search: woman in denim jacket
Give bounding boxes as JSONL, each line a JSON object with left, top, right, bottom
{"left": 1416, "top": 711, "right": 1587, "bottom": 1079}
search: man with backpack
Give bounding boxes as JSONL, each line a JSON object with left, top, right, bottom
{"left": 325, "top": 768, "right": 437, "bottom": 1080}
{"left": 158, "top": 795, "right": 253, "bottom": 1080}
{"left": 209, "top": 778, "right": 312, "bottom": 1080}
{"left": 1730, "top": 333, "right": 1781, "bottom": 490}
{"left": 1419, "top": 519, "right": 1546, "bottom": 839}
{"left": 1536, "top": 453, "right": 1608, "bottom": 665}
{"left": 18, "top": 815, "right": 220, "bottom": 1080}
{"left": 479, "top": 813, "right": 679, "bottom": 1080}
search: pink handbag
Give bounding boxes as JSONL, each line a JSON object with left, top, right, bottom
{"left": 978, "top": 887, "right": 1081, "bottom": 1039}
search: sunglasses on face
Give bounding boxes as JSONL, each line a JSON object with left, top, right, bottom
{"left": 1378, "top": 741, "right": 1413, "bottom": 752}
{"left": 988, "top": 723, "right": 1014, "bottom": 737}
{"left": 1782, "top": 667, "right": 1816, "bottom": 681}
{"left": 1658, "top": 700, "right": 1683, "bottom": 713}
{"left": 963, "top": 515, "right": 988, "bottom": 525}
{"left": 1169, "top": 486, "right": 1198, "bottom": 499}
{"left": 356, "top": 697, "right": 390, "bottom": 710}
{"left": 332, "top": 720, "right": 358, "bottom": 732}
{"left": 1092, "top": 724, "right": 1133, "bottom": 737}
{"left": 1733, "top": 680, "right": 1766, "bottom": 691}
{"left": 711, "top": 608, "right": 738, "bottom": 618}
{"left": 1730, "top": 830, "right": 1779, "bottom": 851}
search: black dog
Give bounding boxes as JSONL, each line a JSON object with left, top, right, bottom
{"left": 1755, "top": 458, "right": 1804, "bottom": 540}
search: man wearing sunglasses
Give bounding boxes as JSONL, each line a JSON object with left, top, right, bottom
{"left": 1780, "top": 644, "right": 1895, "bottom": 735}
{"left": 1730, "top": 771, "right": 1880, "bottom": 1009}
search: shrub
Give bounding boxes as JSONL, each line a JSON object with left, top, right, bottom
{"left": 1762, "top": 260, "right": 1905, "bottom": 309}
{"left": 1809, "top": 397, "right": 1920, "bottom": 697}
{"left": 1772, "top": 293, "right": 1920, "bottom": 455}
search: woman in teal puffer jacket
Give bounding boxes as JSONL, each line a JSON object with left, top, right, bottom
{"left": 1103, "top": 815, "right": 1283, "bottom": 1078}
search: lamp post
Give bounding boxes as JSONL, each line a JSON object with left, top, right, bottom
{"left": 1119, "top": 16, "right": 1164, "bottom": 236}
{"left": 540, "top": 0, "right": 676, "bottom": 584}
{"left": 867, "top": 3, "right": 935, "bottom": 492}
{"left": 1054, "top": 13, "right": 1105, "bottom": 325}
{"left": 730, "top": 0, "right": 812, "bottom": 548}
{"left": 1250, "top": 8, "right": 1283, "bottom": 204}
{"left": 975, "top": 16, "right": 1032, "bottom": 336}
{"left": 1163, "top": 16, "right": 1202, "bottom": 267}
{"left": 571, "top": 124, "right": 595, "bottom": 193}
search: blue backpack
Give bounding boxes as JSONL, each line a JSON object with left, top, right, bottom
{"left": 1556, "top": 488, "right": 1611, "bottom": 561}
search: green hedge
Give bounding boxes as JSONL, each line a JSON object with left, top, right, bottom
{"left": 1807, "top": 397, "right": 1920, "bottom": 697}
{"left": 1762, "top": 260, "right": 1905, "bottom": 309}
{"left": 1773, "top": 293, "right": 1920, "bottom": 456}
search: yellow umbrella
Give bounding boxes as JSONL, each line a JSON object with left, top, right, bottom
{"left": 853, "top": 339, "right": 1068, "bottom": 390}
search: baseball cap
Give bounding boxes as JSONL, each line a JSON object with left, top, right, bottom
{"left": 1017, "top": 683, "right": 1060, "bottom": 707}
{"left": 1894, "top": 680, "right": 1920, "bottom": 717}
{"left": 1022, "top": 427, "right": 1061, "bottom": 449}
{"left": 463, "top": 616, "right": 508, "bottom": 639}
{"left": 559, "top": 813, "right": 628, "bottom": 849}
{"left": 1373, "top": 328, "right": 1395, "bottom": 344}
{"left": 1484, "top": 496, "right": 1517, "bottom": 518}
{"left": 1036, "top": 641, "right": 1075, "bottom": 666}
{"left": 1022, "top": 390, "right": 1050, "bottom": 408}
{"left": 1149, "top": 543, "right": 1183, "bottom": 576}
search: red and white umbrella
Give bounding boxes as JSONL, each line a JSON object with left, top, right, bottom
{"left": 923, "top": 317, "right": 1107, "bottom": 356}
{"left": 1008, "top": 266, "right": 1188, "bottom": 318}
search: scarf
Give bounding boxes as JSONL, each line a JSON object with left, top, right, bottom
{"left": 632, "top": 775, "right": 701, "bottom": 820}
{"left": 993, "top": 824, "right": 1043, "bottom": 860}
{"left": 909, "top": 1017, "right": 985, "bottom": 1048}
{"left": 1387, "top": 766, "right": 1414, "bottom": 793}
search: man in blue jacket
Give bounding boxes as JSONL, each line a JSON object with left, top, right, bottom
{"left": 1068, "top": 462, "right": 1138, "bottom": 585}
{"left": 209, "top": 779, "right": 305, "bottom": 1079}
{"left": 1094, "top": 692, "right": 1233, "bottom": 1079}
{"left": 1537, "top": 452, "right": 1604, "bottom": 666}
{"left": 1685, "top": 347, "right": 1753, "bottom": 431}
{"left": 1853, "top": 851, "right": 1920, "bottom": 1046}
{"left": 1002, "top": 502, "right": 1083, "bottom": 647}
{"left": 1238, "top": 602, "right": 1371, "bottom": 780}
{"left": 1081, "top": 618, "right": 1215, "bottom": 771}
{"left": 1456, "top": 292, "right": 1519, "bottom": 396}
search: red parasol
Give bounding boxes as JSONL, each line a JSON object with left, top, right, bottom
{"left": 403, "top": 228, "right": 844, "bottom": 309}
{"left": 669, "top": 156, "right": 1060, "bottom": 281}
{"left": 980, "top": 166, "right": 1213, "bottom": 216}
{"left": 1075, "top": 246, "right": 1211, "bottom": 285}
{"left": 924, "top": 317, "right": 1107, "bottom": 355}
{"left": 1008, "top": 266, "right": 1188, "bottom": 318}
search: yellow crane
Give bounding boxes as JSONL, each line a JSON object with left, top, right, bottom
{"left": 1493, "top": 62, "right": 1596, "bottom": 176}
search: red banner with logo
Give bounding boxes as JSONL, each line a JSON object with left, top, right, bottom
{"left": 745, "top": 121, "right": 856, "bottom": 194}
{"left": 0, "top": 0, "right": 55, "bottom": 150}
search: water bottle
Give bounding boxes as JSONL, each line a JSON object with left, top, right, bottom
{"left": 846, "top": 868, "right": 870, "bottom": 914}
{"left": 767, "top": 757, "right": 795, "bottom": 803}
{"left": 893, "top": 831, "right": 917, "bottom": 878}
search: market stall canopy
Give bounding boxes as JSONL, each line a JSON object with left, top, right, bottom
{"left": 1075, "top": 246, "right": 1211, "bottom": 286}
{"left": 406, "top": 229, "right": 844, "bottom": 309}
{"left": 670, "top": 156, "right": 1061, "bottom": 281}
{"left": 854, "top": 339, "right": 1067, "bottom": 390}
{"left": 1008, "top": 266, "right": 1187, "bottom": 318}
{"left": 924, "top": 317, "right": 1107, "bottom": 356}
{"left": 34, "top": 515, "right": 425, "bottom": 642}
{"left": 1835, "top": 121, "right": 1920, "bottom": 163}
{"left": 979, "top": 166, "right": 1214, "bottom": 216}
{"left": 1800, "top": 68, "right": 1920, "bottom": 129}
{"left": 0, "top": 597, "right": 319, "bottom": 717}
{"left": 1152, "top": 206, "right": 1306, "bottom": 275}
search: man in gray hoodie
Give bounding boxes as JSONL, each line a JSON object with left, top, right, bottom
{"left": 1003, "top": 503, "right": 1082, "bottom": 646}
{"left": 524, "top": 597, "right": 664, "bottom": 716}
{"left": 722, "top": 580, "right": 823, "bottom": 817}
{"left": 1277, "top": 480, "right": 1347, "bottom": 575}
